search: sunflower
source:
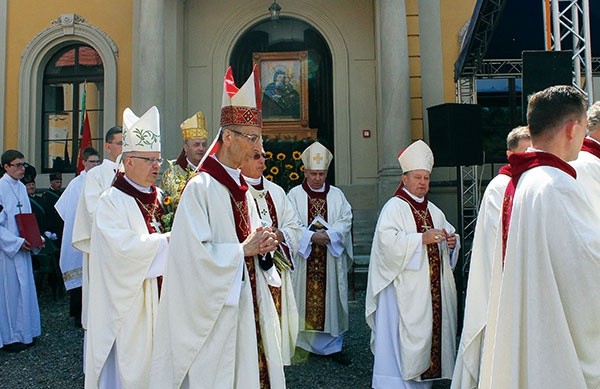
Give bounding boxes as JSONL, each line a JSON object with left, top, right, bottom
{"left": 289, "top": 172, "right": 300, "bottom": 181}
{"left": 285, "top": 164, "right": 293, "bottom": 170}
{"left": 265, "top": 151, "right": 273, "bottom": 160}
{"left": 163, "top": 196, "right": 172, "bottom": 206}
{"left": 265, "top": 174, "right": 274, "bottom": 181}
{"left": 270, "top": 166, "right": 279, "bottom": 175}
{"left": 300, "top": 165, "right": 305, "bottom": 172}
{"left": 292, "top": 151, "right": 302, "bottom": 160}
{"left": 276, "top": 152, "right": 286, "bottom": 161}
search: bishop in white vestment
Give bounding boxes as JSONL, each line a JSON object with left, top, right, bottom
{"left": 85, "top": 107, "right": 169, "bottom": 388}
{"left": 287, "top": 142, "right": 353, "bottom": 361}
{"left": 151, "top": 66, "right": 286, "bottom": 389}
{"left": 366, "top": 140, "right": 459, "bottom": 389}
{"left": 242, "top": 149, "right": 302, "bottom": 365}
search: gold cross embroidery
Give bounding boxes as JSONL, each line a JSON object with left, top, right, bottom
{"left": 313, "top": 153, "right": 323, "bottom": 164}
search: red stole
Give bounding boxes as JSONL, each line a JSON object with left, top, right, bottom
{"left": 581, "top": 137, "right": 600, "bottom": 160}
{"left": 394, "top": 186, "right": 442, "bottom": 379}
{"left": 501, "top": 152, "right": 576, "bottom": 264}
{"left": 200, "top": 157, "right": 270, "bottom": 388}
{"left": 112, "top": 172, "right": 165, "bottom": 293}
{"left": 498, "top": 164, "right": 512, "bottom": 177}
{"left": 302, "top": 179, "right": 330, "bottom": 332}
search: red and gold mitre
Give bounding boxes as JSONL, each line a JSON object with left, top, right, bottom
{"left": 220, "top": 65, "right": 262, "bottom": 128}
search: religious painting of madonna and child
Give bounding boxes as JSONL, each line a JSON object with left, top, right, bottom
{"left": 253, "top": 51, "right": 309, "bottom": 131}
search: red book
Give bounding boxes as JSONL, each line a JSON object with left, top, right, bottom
{"left": 15, "top": 213, "right": 44, "bottom": 248}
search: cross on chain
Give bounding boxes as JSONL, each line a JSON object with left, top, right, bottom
{"left": 150, "top": 216, "right": 162, "bottom": 233}
{"left": 16, "top": 201, "right": 23, "bottom": 212}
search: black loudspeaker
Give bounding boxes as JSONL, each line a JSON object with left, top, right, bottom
{"left": 522, "top": 50, "right": 572, "bottom": 120}
{"left": 427, "top": 103, "right": 483, "bottom": 167}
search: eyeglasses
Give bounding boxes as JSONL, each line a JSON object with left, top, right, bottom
{"left": 253, "top": 153, "right": 268, "bottom": 160}
{"left": 9, "top": 162, "right": 29, "bottom": 169}
{"left": 86, "top": 159, "right": 102, "bottom": 164}
{"left": 228, "top": 128, "right": 261, "bottom": 144}
{"left": 129, "top": 156, "right": 163, "bottom": 165}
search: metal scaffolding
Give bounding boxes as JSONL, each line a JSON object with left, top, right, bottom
{"left": 544, "top": 0, "right": 594, "bottom": 101}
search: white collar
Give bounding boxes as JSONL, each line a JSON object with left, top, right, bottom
{"left": 402, "top": 187, "right": 425, "bottom": 203}
{"left": 124, "top": 174, "right": 153, "bottom": 193}
{"left": 213, "top": 155, "right": 242, "bottom": 186}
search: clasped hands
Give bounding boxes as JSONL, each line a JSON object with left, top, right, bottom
{"left": 422, "top": 228, "right": 456, "bottom": 249}
{"left": 311, "top": 229, "right": 330, "bottom": 246}
{"left": 243, "top": 226, "right": 279, "bottom": 257}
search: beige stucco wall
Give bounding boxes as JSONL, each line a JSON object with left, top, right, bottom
{"left": 4, "top": 0, "right": 133, "bottom": 150}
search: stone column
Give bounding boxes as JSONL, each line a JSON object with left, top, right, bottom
{"left": 376, "top": 0, "right": 412, "bottom": 206}
{"left": 133, "top": 0, "right": 165, "bottom": 115}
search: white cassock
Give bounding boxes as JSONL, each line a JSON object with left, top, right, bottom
{"left": 451, "top": 172, "right": 510, "bottom": 389}
{"left": 72, "top": 159, "right": 117, "bottom": 330}
{"left": 54, "top": 170, "right": 86, "bottom": 290}
{"left": 0, "top": 174, "right": 41, "bottom": 346}
{"left": 570, "top": 137, "right": 600, "bottom": 221}
{"left": 85, "top": 184, "right": 168, "bottom": 389}
{"left": 366, "top": 196, "right": 459, "bottom": 389}
{"left": 479, "top": 164, "right": 600, "bottom": 388}
{"left": 287, "top": 184, "right": 353, "bottom": 354}
{"left": 151, "top": 168, "right": 285, "bottom": 389}
{"left": 247, "top": 177, "right": 302, "bottom": 365}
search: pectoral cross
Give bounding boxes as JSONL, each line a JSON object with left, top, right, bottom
{"left": 421, "top": 222, "right": 432, "bottom": 231}
{"left": 16, "top": 201, "right": 23, "bottom": 212}
{"left": 150, "top": 216, "right": 162, "bottom": 233}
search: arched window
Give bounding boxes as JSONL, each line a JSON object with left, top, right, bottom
{"left": 42, "top": 44, "right": 104, "bottom": 172}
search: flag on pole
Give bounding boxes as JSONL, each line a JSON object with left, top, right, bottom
{"left": 76, "top": 83, "right": 92, "bottom": 174}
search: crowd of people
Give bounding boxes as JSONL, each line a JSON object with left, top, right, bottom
{"left": 1, "top": 71, "right": 599, "bottom": 389}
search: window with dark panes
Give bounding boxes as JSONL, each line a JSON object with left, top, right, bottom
{"left": 42, "top": 44, "right": 104, "bottom": 173}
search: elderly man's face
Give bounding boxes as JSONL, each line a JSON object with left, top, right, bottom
{"left": 305, "top": 169, "right": 328, "bottom": 190}
{"left": 184, "top": 137, "right": 208, "bottom": 166}
{"left": 124, "top": 152, "right": 162, "bottom": 187}
{"left": 226, "top": 125, "right": 262, "bottom": 167}
{"left": 402, "top": 169, "right": 430, "bottom": 198}
{"left": 240, "top": 148, "right": 266, "bottom": 180}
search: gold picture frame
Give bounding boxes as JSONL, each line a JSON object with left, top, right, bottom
{"left": 253, "top": 51, "right": 315, "bottom": 138}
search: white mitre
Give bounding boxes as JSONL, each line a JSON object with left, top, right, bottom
{"left": 122, "top": 106, "right": 161, "bottom": 153}
{"left": 398, "top": 139, "right": 434, "bottom": 173}
{"left": 302, "top": 141, "right": 333, "bottom": 170}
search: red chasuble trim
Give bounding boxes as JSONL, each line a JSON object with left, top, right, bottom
{"left": 175, "top": 148, "right": 188, "bottom": 170}
{"left": 301, "top": 179, "right": 330, "bottom": 332}
{"left": 394, "top": 186, "right": 443, "bottom": 378}
{"left": 112, "top": 172, "right": 164, "bottom": 234}
{"left": 501, "top": 151, "right": 577, "bottom": 265}
{"left": 581, "top": 137, "right": 600, "bottom": 160}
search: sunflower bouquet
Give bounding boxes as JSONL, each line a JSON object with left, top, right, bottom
{"left": 160, "top": 161, "right": 197, "bottom": 232}
{"left": 263, "top": 137, "right": 313, "bottom": 192}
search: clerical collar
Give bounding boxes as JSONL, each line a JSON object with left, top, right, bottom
{"left": 213, "top": 155, "right": 242, "bottom": 186}
{"left": 310, "top": 183, "right": 326, "bottom": 192}
{"left": 123, "top": 174, "right": 153, "bottom": 193}
{"left": 402, "top": 187, "right": 425, "bottom": 203}
{"left": 186, "top": 158, "right": 198, "bottom": 171}
{"left": 301, "top": 179, "right": 330, "bottom": 199}
{"left": 243, "top": 175, "right": 262, "bottom": 186}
